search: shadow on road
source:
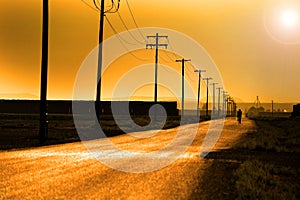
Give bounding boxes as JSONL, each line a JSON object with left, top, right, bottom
{"left": 189, "top": 118, "right": 300, "bottom": 199}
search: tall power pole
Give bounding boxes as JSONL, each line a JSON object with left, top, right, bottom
{"left": 211, "top": 82, "right": 218, "bottom": 115}
{"left": 216, "top": 87, "right": 222, "bottom": 117}
{"left": 194, "top": 69, "right": 206, "bottom": 121}
{"left": 94, "top": 0, "right": 120, "bottom": 119}
{"left": 176, "top": 58, "right": 191, "bottom": 117}
{"left": 95, "top": 0, "right": 105, "bottom": 120}
{"left": 146, "top": 33, "right": 168, "bottom": 103}
{"left": 39, "top": 0, "right": 49, "bottom": 143}
{"left": 203, "top": 77, "right": 212, "bottom": 118}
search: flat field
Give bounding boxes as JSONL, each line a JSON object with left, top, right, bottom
{"left": 202, "top": 117, "right": 300, "bottom": 199}
{"left": 0, "top": 113, "right": 192, "bottom": 150}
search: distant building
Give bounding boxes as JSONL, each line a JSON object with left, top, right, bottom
{"left": 291, "top": 104, "right": 300, "bottom": 118}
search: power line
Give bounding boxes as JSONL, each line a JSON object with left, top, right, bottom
{"left": 105, "top": 0, "right": 116, "bottom": 13}
{"left": 161, "top": 49, "right": 178, "bottom": 63}
{"left": 166, "top": 38, "right": 181, "bottom": 60}
{"left": 125, "top": 0, "right": 146, "bottom": 42}
{"left": 185, "top": 64, "right": 198, "bottom": 81}
{"left": 105, "top": 16, "right": 137, "bottom": 45}
{"left": 105, "top": 0, "right": 121, "bottom": 13}
{"left": 116, "top": 11, "right": 145, "bottom": 44}
{"left": 81, "top": 0, "right": 99, "bottom": 12}
{"left": 159, "top": 53, "right": 174, "bottom": 64}
{"left": 82, "top": 0, "right": 119, "bottom": 13}
{"left": 93, "top": 0, "right": 100, "bottom": 10}
{"left": 105, "top": 16, "right": 150, "bottom": 61}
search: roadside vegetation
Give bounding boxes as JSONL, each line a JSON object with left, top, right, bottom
{"left": 234, "top": 118, "right": 300, "bottom": 199}
{"left": 0, "top": 113, "right": 202, "bottom": 150}
{"left": 198, "top": 117, "right": 299, "bottom": 199}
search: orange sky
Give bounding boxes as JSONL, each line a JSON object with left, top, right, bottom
{"left": 0, "top": 0, "right": 300, "bottom": 102}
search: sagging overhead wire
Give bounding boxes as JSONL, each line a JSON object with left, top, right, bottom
{"left": 125, "top": 0, "right": 146, "bottom": 42}
{"left": 81, "top": 0, "right": 144, "bottom": 45}
{"left": 166, "top": 38, "right": 181, "bottom": 60}
{"left": 105, "top": 16, "right": 150, "bottom": 61}
{"left": 81, "top": 0, "right": 120, "bottom": 13}
{"left": 93, "top": 0, "right": 100, "bottom": 10}
{"left": 81, "top": 0, "right": 99, "bottom": 12}
{"left": 117, "top": 11, "right": 145, "bottom": 44}
{"left": 159, "top": 53, "right": 174, "bottom": 64}
{"left": 162, "top": 49, "right": 179, "bottom": 63}
{"left": 105, "top": 0, "right": 121, "bottom": 13}
{"left": 105, "top": 16, "right": 137, "bottom": 45}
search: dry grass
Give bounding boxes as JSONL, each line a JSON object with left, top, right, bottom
{"left": 234, "top": 160, "right": 298, "bottom": 200}
{"left": 234, "top": 118, "right": 300, "bottom": 199}
{"left": 0, "top": 113, "right": 196, "bottom": 150}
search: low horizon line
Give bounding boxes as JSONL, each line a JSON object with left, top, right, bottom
{"left": 0, "top": 98, "right": 298, "bottom": 104}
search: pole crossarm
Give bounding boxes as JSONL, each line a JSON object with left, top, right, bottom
{"left": 146, "top": 44, "right": 168, "bottom": 49}
{"left": 146, "top": 35, "right": 168, "bottom": 49}
{"left": 194, "top": 69, "right": 206, "bottom": 73}
{"left": 203, "top": 77, "right": 213, "bottom": 81}
{"left": 176, "top": 59, "right": 191, "bottom": 62}
{"left": 147, "top": 35, "right": 168, "bottom": 38}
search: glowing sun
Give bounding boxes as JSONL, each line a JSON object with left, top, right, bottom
{"left": 280, "top": 9, "right": 299, "bottom": 29}
{"left": 264, "top": 2, "right": 300, "bottom": 44}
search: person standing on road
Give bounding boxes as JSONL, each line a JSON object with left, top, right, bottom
{"left": 237, "top": 109, "right": 242, "bottom": 124}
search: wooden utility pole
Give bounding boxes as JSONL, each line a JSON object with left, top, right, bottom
{"left": 211, "top": 82, "right": 218, "bottom": 115}
{"left": 94, "top": 0, "right": 120, "bottom": 119}
{"left": 203, "top": 77, "right": 212, "bottom": 118}
{"left": 194, "top": 69, "right": 206, "bottom": 121}
{"left": 146, "top": 34, "right": 168, "bottom": 103}
{"left": 95, "top": 0, "right": 105, "bottom": 120}
{"left": 39, "top": 0, "right": 49, "bottom": 143}
{"left": 176, "top": 58, "right": 191, "bottom": 117}
{"left": 216, "top": 87, "right": 222, "bottom": 117}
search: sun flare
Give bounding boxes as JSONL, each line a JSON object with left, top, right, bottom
{"left": 264, "top": 2, "right": 300, "bottom": 44}
{"left": 280, "top": 9, "right": 299, "bottom": 28}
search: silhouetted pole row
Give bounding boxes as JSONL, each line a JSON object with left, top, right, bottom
{"left": 222, "top": 91, "right": 227, "bottom": 116}
{"left": 146, "top": 34, "right": 168, "bottom": 103}
{"left": 226, "top": 96, "right": 236, "bottom": 117}
{"left": 194, "top": 69, "right": 206, "bottom": 121}
{"left": 176, "top": 58, "right": 191, "bottom": 117}
{"left": 211, "top": 82, "right": 218, "bottom": 116}
{"left": 203, "top": 77, "right": 212, "bottom": 118}
{"left": 227, "top": 96, "right": 231, "bottom": 116}
{"left": 216, "top": 87, "right": 222, "bottom": 117}
{"left": 39, "top": 0, "right": 49, "bottom": 143}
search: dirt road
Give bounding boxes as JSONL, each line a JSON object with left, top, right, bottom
{"left": 0, "top": 118, "right": 255, "bottom": 199}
